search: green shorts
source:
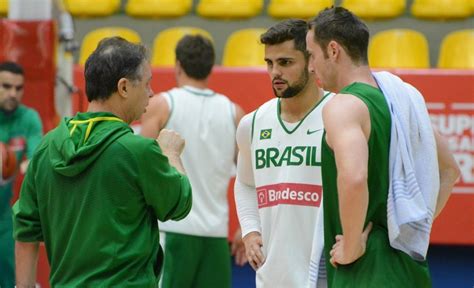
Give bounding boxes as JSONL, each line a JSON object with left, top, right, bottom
{"left": 160, "top": 232, "right": 231, "bottom": 288}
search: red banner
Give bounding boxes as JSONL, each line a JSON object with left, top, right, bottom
{"left": 72, "top": 67, "right": 474, "bottom": 245}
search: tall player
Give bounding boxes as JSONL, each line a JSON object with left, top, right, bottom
{"left": 306, "top": 7, "right": 460, "bottom": 287}
{"left": 234, "top": 19, "right": 333, "bottom": 287}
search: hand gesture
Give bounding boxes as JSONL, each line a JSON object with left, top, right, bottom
{"left": 231, "top": 228, "right": 248, "bottom": 266}
{"left": 156, "top": 129, "right": 185, "bottom": 158}
{"left": 329, "top": 222, "right": 373, "bottom": 268}
{"left": 243, "top": 231, "right": 265, "bottom": 271}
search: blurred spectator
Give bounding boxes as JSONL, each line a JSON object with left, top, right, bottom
{"left": 0, "top": 61, "right": 43, "bottom": 288}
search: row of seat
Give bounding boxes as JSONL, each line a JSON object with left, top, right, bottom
{"left": 63, "top": 0, "right": 474, "bottom": 19}
{"left": 79, "top": 27, "right": 474, "bottom": 69}
{"left": 2, "top": 0, "right": 473, "bottom": 20}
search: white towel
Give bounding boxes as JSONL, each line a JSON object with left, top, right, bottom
{"left": 373, "top": 71, "right": 439, "bottom": 261}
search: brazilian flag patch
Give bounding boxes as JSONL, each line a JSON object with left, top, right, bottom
{"left": 260, "top": 129, "right": 272, "bottom": 140}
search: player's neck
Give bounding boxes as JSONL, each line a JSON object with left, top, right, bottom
{"left": 88, "top": 96, "right": 130, "bottom": 124}
{"left": 280, "top": 81, "right": 322, "bottom": 123}
{"left": 177, "top": 75, "right": 209, "bottom": 90}
{"left": 336, "top": 64, "right": 377, "bottom": 91}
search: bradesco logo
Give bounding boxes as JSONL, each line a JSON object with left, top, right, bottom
{"left": 257, "top": 183, "right": 322, "bottom": 208}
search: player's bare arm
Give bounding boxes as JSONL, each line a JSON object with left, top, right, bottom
{"left": 324, "top": 94, "right": 372, "bottom": 267}
{"left": 141, "top": 93, "right": 170, "bottom": 139}
{"left": 433, "top": 128, "right": 460, "bottom": 218}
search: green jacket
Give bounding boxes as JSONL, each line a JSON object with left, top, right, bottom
{"left": 0, "top": 105, "right": 42, "bottom": 221}
{"left": 13, "top": 112, "right": 192, "bottom": 287}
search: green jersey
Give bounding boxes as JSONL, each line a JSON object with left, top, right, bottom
{"left": 13, "top": 112, "right": 192, "bottom": 287}
{"left": 0, "top": 105, "right": 42, "bottom": 220}
{"left": 321, "top": 83, "right": 431, "bottom": 287}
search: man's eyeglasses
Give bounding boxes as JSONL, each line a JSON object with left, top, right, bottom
{"left": 0, "top": 82, "right": 24, "bottom": 92}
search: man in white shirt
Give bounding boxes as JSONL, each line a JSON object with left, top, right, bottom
{"left": 234, "top": 19, "right": 332, "bottom": 288}
{"left": 141, "top": 35, "right": 245, "bottom": 288}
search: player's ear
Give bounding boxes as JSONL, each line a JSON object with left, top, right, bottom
{"left": 328, "top": 41, "right": 339, "bottom": 60}
{"left": 117, "top": 78, "right": 128, "bottom": 98}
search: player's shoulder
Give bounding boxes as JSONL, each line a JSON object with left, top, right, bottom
{"left": 259, "top": 97, "right": 278, "bottom": 108}
{"left": 164, "top": 87, "right": 181, "bottom": 96}
{"left": 212, "top": 89, "right": 230, "bottom": 99}
{"left": 323, "top": 92, "right": 370, "bottom": 121}
{"left": 207, "top": 90, "right": 237, "bottom": 108}
{"left": 327, "top": 91, "right": 366, "bottom": 106}
{"left": 17, "top": 104, "right": 40, "bottom": 119}
{"left": 239, "top": 112, "right": 254, "bottom": 127}
{"left": 237, "top": 99, "right": 275, "bottom": 133}
{"left": 318, "top": 90, "right": 336, "bottom": 107}
{"left": 253, "top": 98, "right": 278, "bottom": 118}
{"left": 148, "top": 92, "right": 165, "bottom": 106}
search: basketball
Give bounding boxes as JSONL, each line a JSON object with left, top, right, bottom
{"left": 0, "top": 142, "right": 17, "bottom": 179}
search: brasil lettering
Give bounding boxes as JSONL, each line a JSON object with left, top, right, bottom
{"left": 257, "top": 183, "right": 322, "bottom": 208}
{"left": 255, "top": 146, "right": 320, "bottom": 169}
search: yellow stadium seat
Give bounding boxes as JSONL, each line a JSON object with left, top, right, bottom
{"left": 268, "top": 0, "right": 333, "bottom": 19}
{"left": 222, "top": 28, "right": 266, "bottom": 67}
{"left": 125, "top": 0, "right": 192, "bottom": 18}
{"left": 0, "top": 0, "right": 7, "bottom": 16}
{"left": 342, "top": 0, "right": 406, "bottom": 19}
{"left": 369, "top": 29, "right": 430, "bottom": 69}
{"left": 79, "top": 27, "right": 141, "bottom": 65}
{"left": 197, "top": 0, "right": 263, "bottom": 19}
{"left": 64, "top": 0, "right": 120, "bottom": 17}
{"left": 438, "top": 30, "right": 474, "bottom": 69}
{"left": 152, "top": 27, "right": 213, "bottom": 67}
{"left": 411, "top": 0, "right": 472, "bottom": 19}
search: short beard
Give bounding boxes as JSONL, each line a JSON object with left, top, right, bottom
{"left": 273, "top": 66, "right": 309, "bottom": 99}
{"left": 0, "top": 103, "right": 19, "bottom": 115}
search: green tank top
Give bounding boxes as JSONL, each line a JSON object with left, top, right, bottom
{"left": 321, "top": 82, "right": 431, "bottom": 287}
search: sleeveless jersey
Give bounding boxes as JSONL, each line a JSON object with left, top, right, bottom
{"left": 322, "top": 82, "right": 431, "bottom": 287}
{"left": 251, "top": 94, "right": 332, "bottom": 288}
{"left": 159, "top": 86, "right": 236, "bottom": 237}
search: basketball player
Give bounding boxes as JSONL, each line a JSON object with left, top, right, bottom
{"left": 306, "top": 7, "right": 460, "bottom": 287}
{"left": 234, "top": 19, "right": 333, "bottom": 287}
{"left": 141, "top": 34, "right": 245, "bottom": 288}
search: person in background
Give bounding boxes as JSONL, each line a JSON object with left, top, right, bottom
{"left": 0, "top": 61, "right": 43, "bottom": 288}
{"left": 13, "top": 37, "right": 192, "bottom": 287}
{"left": 141, "top": 34, "right": 246, "bottom": 288}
